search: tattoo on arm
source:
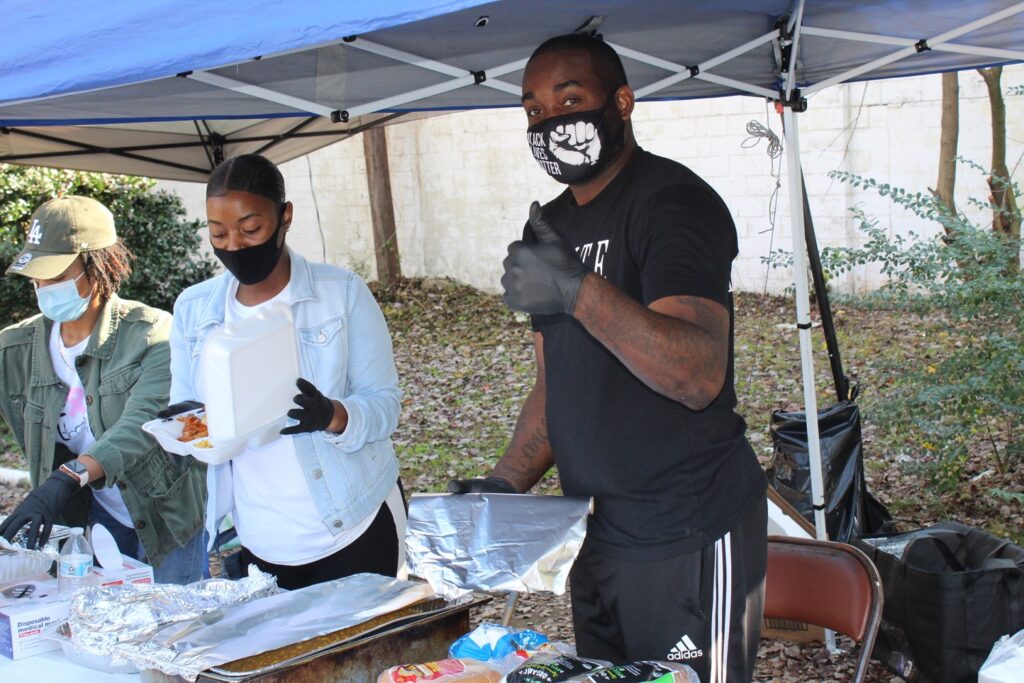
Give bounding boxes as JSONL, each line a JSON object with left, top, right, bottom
{"left": 576, "top": 275, "right": 729, "bottom": 409}
{"left": 492, "top": 381, "right": 554, "bottom": 491}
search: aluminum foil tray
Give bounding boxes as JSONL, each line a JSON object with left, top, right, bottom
{"left": 0, "top": 516, "right": 68, "bottom": 583}
{"left": 204, "top": 593, "right": 490, "bottom": 680}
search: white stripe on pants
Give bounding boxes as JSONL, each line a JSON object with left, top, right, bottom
{"left": 710, "top": 531, "right": 733, "bottom": 683}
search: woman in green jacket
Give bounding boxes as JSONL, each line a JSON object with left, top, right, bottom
{"left": 0, "top": 195, "right": 207, "bottom": 584}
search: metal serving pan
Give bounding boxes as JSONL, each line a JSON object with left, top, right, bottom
{"left": 192, "top": 593, "right": 492, "bottom": 682}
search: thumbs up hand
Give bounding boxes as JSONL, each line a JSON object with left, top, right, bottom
{"left": 501, "top": 201, "right": 588, "bottom": 315}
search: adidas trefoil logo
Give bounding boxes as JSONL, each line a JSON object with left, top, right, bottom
{"left": 667, "top": 634, "right": 703, "bottom": 660}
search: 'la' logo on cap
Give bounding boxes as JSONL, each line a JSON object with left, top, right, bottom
{"left": 26, "top": 219, "right": 44, "bottom": 245}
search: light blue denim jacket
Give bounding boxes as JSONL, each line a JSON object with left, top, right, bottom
{"left": 169, "top": 249, "right": 401, "bottom": 551}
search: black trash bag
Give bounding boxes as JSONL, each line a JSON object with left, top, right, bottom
{"left": 767, "top": 401, "right": 890, "bottom": 542}
{"left": 858, "top": 521, "right": 1024, "bottom": 683}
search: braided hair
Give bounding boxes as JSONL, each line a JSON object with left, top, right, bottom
{"left": 80, "top": 240, "right": 134, "bottom": 300}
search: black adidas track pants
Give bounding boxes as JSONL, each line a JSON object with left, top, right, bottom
{"left": 569, "top": 496, "right": 767, "bottom": 683}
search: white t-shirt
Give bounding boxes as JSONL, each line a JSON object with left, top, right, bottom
{"left": 224, "top": 281, "right": 376, "bottom": 564}
{"left": 49, "top": 324, "right": 134, "bottom": 528}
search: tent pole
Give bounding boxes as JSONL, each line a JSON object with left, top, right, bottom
{"left": 782, "top": 106, "right": 828, "bottom": 541}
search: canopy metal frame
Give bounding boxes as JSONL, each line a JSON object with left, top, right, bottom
{"left": 3, "top": 0, "right": 1023, "bottom": 542}
{"left": 0, "top": 114, "right": 405, "bottom": 179}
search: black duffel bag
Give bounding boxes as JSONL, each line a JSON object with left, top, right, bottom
{"left": 859, "top": 521, "right": 1024, "bottom": 683}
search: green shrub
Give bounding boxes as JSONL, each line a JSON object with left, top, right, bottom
{"left": 815, "top": 167, "right": 1022, "bottom": 494}
{"left": 0, "top": 165, "right": 216, "bottom": 327}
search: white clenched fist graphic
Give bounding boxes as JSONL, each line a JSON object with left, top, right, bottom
{"left": 548, "top": 120, "right": 601, "bottom": 166}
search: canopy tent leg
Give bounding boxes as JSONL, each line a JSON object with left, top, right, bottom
{"left": 781, "top": 107, "right": 827, "bottom": 542}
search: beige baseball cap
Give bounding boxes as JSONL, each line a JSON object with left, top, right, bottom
{"left": 6, "top": 196, "right": 118, "bottom": 279}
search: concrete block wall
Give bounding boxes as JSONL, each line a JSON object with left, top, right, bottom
{"left": 158, "top": 64, "right": 1023, "bottom": 296}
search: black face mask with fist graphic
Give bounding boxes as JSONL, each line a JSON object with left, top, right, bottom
{"left": 526, "top": 95, "right": 625, "bottom": 185}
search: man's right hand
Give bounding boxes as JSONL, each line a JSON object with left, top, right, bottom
{"left": 447, "top": 477, "right": 519, "bottom": 494}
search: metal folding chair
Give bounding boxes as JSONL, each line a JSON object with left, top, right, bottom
{"left": 764, "top": 535, "right": 884, "bottom": 683}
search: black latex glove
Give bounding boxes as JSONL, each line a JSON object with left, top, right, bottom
{"left": 157, "top": 400, "right": 204, "bottom": 419}
{"left": 0, "top": 470, "right": 78, "bottom": 549}
{"left": 280, "top": 378, "right": 335, "bottom": 435}
{"left": 447, "top": 477, "right": 518, "bottom": 494}
{"left": 501, "top": 201, "right": 587, "bottom": 315}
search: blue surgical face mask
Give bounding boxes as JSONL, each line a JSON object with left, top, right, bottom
{"left": 35, "top": 272, "right": 91, "bottom": 323}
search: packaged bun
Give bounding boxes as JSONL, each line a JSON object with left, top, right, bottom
{"left": 378, "top": 658, "right": 502, "bottom": 683}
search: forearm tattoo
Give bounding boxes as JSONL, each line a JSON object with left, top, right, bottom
{"left": 579, "top": 277, "right": 727, "bottom": 409}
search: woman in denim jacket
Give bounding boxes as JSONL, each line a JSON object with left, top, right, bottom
{"left": 169, "top": 154, "right": 405, "bottom": 590}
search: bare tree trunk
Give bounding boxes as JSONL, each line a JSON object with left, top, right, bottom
{"left": 363, "top": 125, "right": 402, "bottom": 286}
{"left": 933, "top": 72, "right": 959, "bottom": 228}
{"left": 978, "top": 66, "right": 1021, "bottom": 273}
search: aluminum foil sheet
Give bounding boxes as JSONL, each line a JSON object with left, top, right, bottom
{"left": 60, "top": 565, "right": 278, "bottom": 675}
{"left": 405, "top": 493, "right": 593, "bottom": 599}
{"left": 133, "top": 573, "right": 435, "bottom": 680}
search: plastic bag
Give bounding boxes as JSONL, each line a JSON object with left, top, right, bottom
{"left": 504, "top": 652, "right": 610, "bottom": 683}
{"left": 449, "top": 622, "right": 549, "bottom": 672}
{"left": 979, "top": 629, "right": 1024, "bottom": 683}
{"left": 567, "top": 661, "right": 699, "bottom": 682}
{"left": 377, "top": 658, "right": 503, "bottom": 683}
{"left": 767, "top": 401, "right": 893, "bottom": 542}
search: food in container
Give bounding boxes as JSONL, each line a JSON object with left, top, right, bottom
{"left": 176, "top": 413, "right": 208, "bottom": 442}
{"left": 143, "top": 301, "right": 299, "bottom": 465}
{"left": 142, "top": 407, "right": 280, "bottom": 465}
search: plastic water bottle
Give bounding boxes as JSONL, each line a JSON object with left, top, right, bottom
{"left": 58, "top": 527, "right": 94, "bottom": 593}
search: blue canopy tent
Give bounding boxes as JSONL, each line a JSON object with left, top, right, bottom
{"left": 2, "top": 0, "right": 1023, "bottom": 541}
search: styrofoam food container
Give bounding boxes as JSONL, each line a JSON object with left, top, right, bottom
{"left": 142, "top": 408, "right": 284, "bottom": 465}
{"left": 199, "top": 300, "right": 299, "bottom": 443}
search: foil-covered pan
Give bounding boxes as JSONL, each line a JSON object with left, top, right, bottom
{"left": 203, "top": 592, "right": 491, "bottom": 680}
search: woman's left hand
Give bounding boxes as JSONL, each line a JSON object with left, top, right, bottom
{"left": 280, "top": 378, "right": 343, "bottom": 434}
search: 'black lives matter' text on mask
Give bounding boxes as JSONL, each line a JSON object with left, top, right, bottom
{"left": 526, "top": 97, "right": 624, "bottom": 184}
{"left": 212, "top": 213, "right": 286, "bottom": 285}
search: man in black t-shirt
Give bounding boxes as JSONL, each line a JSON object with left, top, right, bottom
{"left": 450, "top": 34, "right": 768, "bottom": 682}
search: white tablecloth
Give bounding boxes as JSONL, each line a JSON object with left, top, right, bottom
{"left": 0, "top": 649, "right": 141, "bottom": 682}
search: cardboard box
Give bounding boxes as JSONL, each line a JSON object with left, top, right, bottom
{"left": 92, "top": 554, "right": 153, "bottom": 587}
{"left": 0, "top": 554, "right": 153, "bottom": 659}
{"left": 0, "top": 573, "right": 66, "bottom": 660}
{"left": 762, "top": 616, "right": 826, "bottom": 643}
{"left": 764, "top": 488, "right": 824, "bottom": 642}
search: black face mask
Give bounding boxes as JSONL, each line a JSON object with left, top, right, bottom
{"left": 212, "top": 210, "right": 286, "bottom": 285}
{"left": 526, "top": 95, "right": 625, "bottom": 184}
